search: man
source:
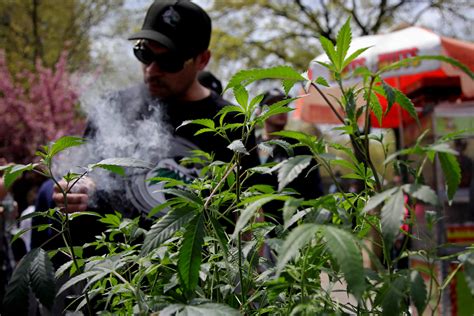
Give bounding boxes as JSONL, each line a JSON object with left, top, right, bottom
{"left": 34, "top": 0, "right": 258, "bottom": 251}
{"left": 257, "top": 89, "right": 324, "bottom": 224}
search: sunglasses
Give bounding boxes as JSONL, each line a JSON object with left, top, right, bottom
{"left": 133, "top": 42, "right": 188, "bottom": 73}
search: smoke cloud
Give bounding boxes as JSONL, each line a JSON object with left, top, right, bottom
{"left": 52, "top": 81, "right": 172, "bottom": 207}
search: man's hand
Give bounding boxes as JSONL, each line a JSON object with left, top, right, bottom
{"left": 53, "top": 177, "right": 96, "bottom": 213}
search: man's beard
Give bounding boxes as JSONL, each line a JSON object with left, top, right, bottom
{"left": 145, "top": 76, "right": 193, "bottom": 100}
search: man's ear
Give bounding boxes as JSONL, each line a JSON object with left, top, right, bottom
{"left": 196, "top": 50, "right": 211, "bottom": 70}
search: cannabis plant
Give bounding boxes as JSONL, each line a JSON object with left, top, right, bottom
{"left": 2, "top": 19, "right": 474, "bottom": 315}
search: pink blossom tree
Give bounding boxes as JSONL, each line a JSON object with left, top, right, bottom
{"left": 0, "top": 50, "right": 85, "bottom": 163}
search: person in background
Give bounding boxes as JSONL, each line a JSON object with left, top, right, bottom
{"left": 31, "top": 0, "right": 259, "bottom": 312}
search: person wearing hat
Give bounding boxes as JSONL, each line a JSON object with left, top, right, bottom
{"left": 257, "top": 89, "right": 324, "bottom": 225}
{"left": 33, "top": 0, "right": 259, "bottom": 262}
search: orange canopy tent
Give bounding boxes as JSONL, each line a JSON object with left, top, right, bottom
{"left": 295, "top": 26, "right": 474, "bottom": 128}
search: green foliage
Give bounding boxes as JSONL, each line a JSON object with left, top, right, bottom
{"left": 233, "top": 195, "right": 286, "bottom": 238}
{"left": 178, "top": 212, "right": 205, "bottom": 296}
{"left": 381, "top": 188, "right": 405, "bottom": 246}
{"left": 1, "top": 163, "right": 37, "bottom": 189}
{"left": 3, "top": 250, "right": 36, "bottom": 315}
{"left": 410, "top": 270, "right": 428, "bottom": 314}
{"left": 379, "top": 55, "right": 474, "bottom": 80}
{"left": 438, "top": 152, "right": 461, "bottom": 203}
{"left": 322, "top": 226, "right": 365, "bottom": 299}
{"left": 161, "top": 303, "right": 240, "bottom": 316}
{"left": 3, "top": 248, "right": 56, "bottom": 314}
{"left": 48, "top": 136, "right": 86, "bottom": 158}
{"left": 277, "top": 155, "right": 312, "bottom": 191}
{"left": 225, "top": 66, "right": 303, "bottom": 91}
{"left": 275, "top": 224, "right": 319, "bottom": 275}
{"left": 141, "top": 207, "right": 195, "bottom": 255}
{"left": 459, "top": 251, "right": 474, "bottom": 296}
{"left": 3, "top": 19, "right": 472, "bottom": 316}
{"left": 88, "top": 157, "right": 152, "bottom": 176}
{"left": 30, "top": 248, "right": 56, "bottom": 309}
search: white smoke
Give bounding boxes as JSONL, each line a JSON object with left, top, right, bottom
{"left": 52, "top": 82, "right": 172, "bottom": 200}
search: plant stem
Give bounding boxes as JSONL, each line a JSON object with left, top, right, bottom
{"left": 203, "top": 162, "right": 236, "bottom": 210}
{"left": 49, "top": 167, "right": 93, "bottom": 316}
{"left": 362, "top": 77, "right": 382, "bottom": 192}
{"left": 310, "top": 82, "right": 345, "bottom": 124}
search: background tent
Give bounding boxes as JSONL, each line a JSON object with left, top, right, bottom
{"left": 295, "top": 26, "right": 474, "bottom": 128}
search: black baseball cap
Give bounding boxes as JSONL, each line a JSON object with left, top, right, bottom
{"left": 128, "top": 0, "right": 211, "bottom": 60}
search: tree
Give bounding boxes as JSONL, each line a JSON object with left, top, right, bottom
{"left": 0, "top": 0, "right": 124, "bottom": 74}
{"left": 0, "top": 49, "right": 85, "bottom": 163}
{"left": 208, "top": 0, "right": 474, "bottom": 75}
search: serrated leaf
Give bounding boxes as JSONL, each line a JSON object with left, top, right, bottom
{"left": 265, "top": 139, "right": 294, "bottom": 156}
{"left": 259, "top": 98, "right": 295, "bottom": 118}
{"left": 49, "top": 136, "right": 85, "bottom": 157}
{"left": 210, "top": 216, "right": 229, "bottom": 256}
{"left": 379, "top": 55, "right": 473, "bottom": 80}
{"left": 277, "top": 156, "right": 312, "bottom": 191}
{"left": 331, "top": 159, "right": 358, "bottom": 172}
{"left": 314, "top": 76, "right": 329, "bottom": 87}
{"left": 141, "top": 207, "right": 195, "bottom": 255}
{"left": 30, "top": 248, "right": 56, "bottom": 309}
{"left": 227, "top": 140, "right": 249, "bottom": 155}
{"left": 178, "top": 212, "right": 205, "bottom": 294}
{"left": 3, "top": 163, "right": 36, "bottom": 188}
{"left": 271, "top": 130, "right": 309, "bottom": 142}
{"left": 368, "top": 90, "right": 383, "bottom": 126}
{"left": 336, "top": 18, "right": 352, "bottom": 70}
{"left": 189, "top": 118, "right": 215, "bottom": 129}
{"left": 319, "top": 36, "right": 337, "bottom": 69}
{"left": 225, "top": 66, "right": 304, "bottom": 91}
{"left": 285, "top": 208, "right": 311, "bottom": 230}
{"left": 410, "top": 270, "right": 427, "bottom": 315}
{"left": 282, "top": 79, "right": 298, "bottom": 95}
{"left": 57, "top": 270, "right": 98, "bottom": 296}
{"left": 89, "top": 158, "right": 152, "bottom": 174}
{"left": 96, "top": 164, "right": 125, "bottom": 176}
{"left": 343, "top": 48, "right": 371, "bottom": 70}
{"left": 382, "top": 80, "right": 396, "bottom": 113}
{"left": 3, "top": 248, "right": 37, "bottom": 315}
{"left": 322, "top": 226, "right": 365, "bottom": 299}
{"left": 160, "top": 188, "right": 203, "bottom": 206}
{"left": 428, "top": 143, "right": 458, "bottom": 155}
{"left": 394, "top": 88, "right": 419, "bottom": 125}
{"left": 258, "top": 142, "right": 274, "bottom": 157}
{"left": 233, "top": 84, "right": 249, "bottom": 109}
{"left": 250, "top": 94, "right": 265, "bottom": 110}
{"left": 316, "top": 60, "right": 337, "bottom": 73}
{"left": 55, "top": 260, "right": 74, "bottom": 279}
{"left": 232, "top": 195, "right": 285, "bottom": 239}
{"left": 380, "top": 276, "right": 408, "bottom": 316}
{"left": 459, "top": 252, "right": 474, "bottom": 296}
{"left": 276, "top": 223, "right": 318, "bottom": 275}
{"left": 438, "top": 152, "right": 461, "bottom": 203}
{"left": 217, "top": 105, "right": 245, "bottom": 126}
{"left": 163, "top": 303, "right": 241, "bottom": 316}
{"left": 402, "top": 184, "right": 438, "bottom": 205}
{"left": 381, "top": 189, "right": 405, "bottom": 246}
{"left": 283, "top": 198, "right": 303, "bottom": 229}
